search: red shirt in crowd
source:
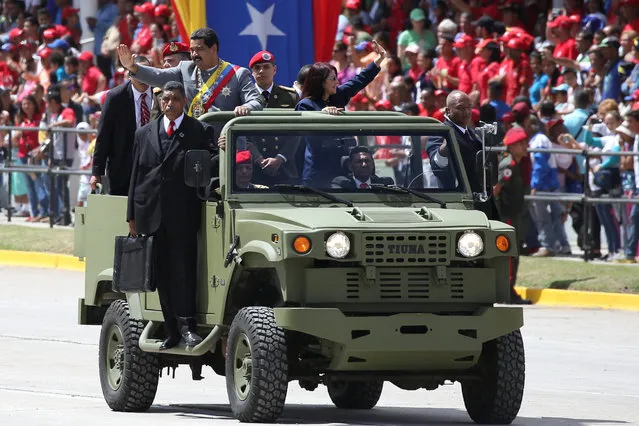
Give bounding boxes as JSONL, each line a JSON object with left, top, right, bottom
{"left": 553, "top": 38, "right": 578, "bottom": 60}
{"left": 133, "top": 24, "right": 153, "bottom": 53}
{"left": 0, "top": 63, "right": 18, "bottom": 88}
{"left": 457, "top": 59, "right": 474, "bottom": 93}
{"left": 503, "top": 58, "right": 533, "bottom": 105}
{"left": 118, "top": 16, "right": 132, "bottom": 47}
{"left": 17, "top": 116, "right": 42, "bottom": 159}
{"left": 81, "top": 66, "right": 104, "bottom": 95}
{"left": 435, "top": 56, "right": 461, "bottom": 90}
{"left": 478, "top": 61, "right": 501, "bottom": 103}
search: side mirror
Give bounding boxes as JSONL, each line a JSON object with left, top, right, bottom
{"left": 184, "top": 150, "right": 212, "bottom": 188}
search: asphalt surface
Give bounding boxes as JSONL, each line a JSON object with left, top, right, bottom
{"left": 1, "top": 266, "right": 638, "bottom": 426}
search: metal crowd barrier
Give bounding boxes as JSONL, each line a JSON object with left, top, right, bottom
{"left": 0, "top": 125, "right": 97, "bottom": 228}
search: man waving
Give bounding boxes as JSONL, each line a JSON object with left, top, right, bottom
{"left": 117, "top": 28, "right": 263, "bottom": 117}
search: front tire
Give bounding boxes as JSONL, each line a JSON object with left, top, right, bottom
{"left": 462, "top": 329, "right": 525, "bottom": 424}
{"left": 225, "top": 307, "right": 288, "bottom": 423}
{"left": 327, "top": 380, "right": 384, "bottom": 409}
{"left": 98, "top": 299, "right": 160, "bottom": 412}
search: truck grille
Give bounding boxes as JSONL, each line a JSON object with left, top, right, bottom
{"left": 363, "top": 233, "right": 450, "bottom": 266}
{"left": 345, "top": 270, "right": 432, "bottom": 301}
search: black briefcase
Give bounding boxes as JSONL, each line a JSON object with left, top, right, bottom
{"left": 112, "top": 235, "right": 156, "bottom": 292}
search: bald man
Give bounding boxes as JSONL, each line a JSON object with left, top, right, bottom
{"left": 425, "top": 90, "right": 499, "bottom": 219}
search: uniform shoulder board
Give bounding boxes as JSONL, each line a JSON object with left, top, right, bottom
{"left": 278, "top": 85, "right": 297, "bottom": 94}
{"left": 153, "top": 87, "right": 162, "bottom": 94}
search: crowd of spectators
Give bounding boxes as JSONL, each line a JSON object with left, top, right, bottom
{"left": 0, "top": 0, "right": 638, "bottom": 262}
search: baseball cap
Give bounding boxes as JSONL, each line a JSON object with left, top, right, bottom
{"left": 154, "top": 4, "right": 171, "bottom": 17}
{"left": 504, "top": 127, "right": 528, "bottom": 146}
{"left": 249, "top": 50, "right": 275, "bottom": 68}
{"left": 454, "top": 34, "right": 475, "bottom": 49}
{"left": 474, "top": 15, "right": 495, "bottom": 31}
{"left": 345, "top": 0, "right": 361, "bottom": 9}
{"left": 134, "top": 2, "right": 155, "bottom": 15}
{"left": 582, "top": 14, "right": 605, "bottom": 33}
{"left": 61, "top": 6, "right": 79, "bottom": 20}
{"left": 47, "top": 38, "right": 69, "bottom": 50}
{"left": 551, "top": 83, "right": 570, "bottom": 93}
{"left": 511, "top": 102, "right": 530, "bottom": 116}
{"left": 600, "top": 36, "right": 621, "bottom": 50}
{"left": 409, "top": 8, "right": 426, "bottom": 21}
{"left": 236, "top": 150, "right": 252, "bottom": 164}
{"left": 404, "top": 44, "right": 420, "bottom": 54}
{"left": 78, "top": 51, "right": 94, "bottom": 62}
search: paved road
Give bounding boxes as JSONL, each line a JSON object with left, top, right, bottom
{"left": 1, "top": 266, "right": 637, "bottom": 426}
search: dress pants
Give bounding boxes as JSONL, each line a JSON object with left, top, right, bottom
{"left": 153, "top": 222, "right": 198, "bottom": 335}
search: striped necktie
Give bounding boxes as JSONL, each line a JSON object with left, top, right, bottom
{"left": 140, "top": 92, "right": 150, "bottom": 126}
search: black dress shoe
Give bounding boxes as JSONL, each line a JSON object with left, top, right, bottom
{"left": 180, "top": 330, "right": 203, "bottom": 347}
{"left": 159, "top": 334, "right": 181, "bottom": 350}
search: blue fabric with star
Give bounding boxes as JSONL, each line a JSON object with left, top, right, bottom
{"left": 208, "top": 0, "right": 315, "bottom": 88}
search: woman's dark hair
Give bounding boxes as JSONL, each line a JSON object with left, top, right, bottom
{"left": 529, "top": 51, "right": 542, "bottom": 65}
{"left": 301, "top": 62, "right": 337, "bottom": 100}
{"left": 486, "top": 43, "right": 501, "bottom": 63}
{"left": 334, "top": 41, "right": 347, "bottom": 53}
{"left": 539, "top": 101, "right": 556, "bottom": 118}
{"left": 17, "top": 94, "right": 41, "bottom": 122}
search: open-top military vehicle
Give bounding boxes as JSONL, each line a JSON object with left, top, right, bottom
{"left": 75, "top": 111, "right": 525, "bottom": 424}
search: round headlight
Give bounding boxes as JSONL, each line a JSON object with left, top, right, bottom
{"left": 457, "top": 231, "right": 484, "bottom": 257}
{"left": 326, "top": 232, "right": 351, "bottom": 259}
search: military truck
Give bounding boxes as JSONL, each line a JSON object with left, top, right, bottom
{"left": 74, "top": 111, "right": 525, "bottom": 424}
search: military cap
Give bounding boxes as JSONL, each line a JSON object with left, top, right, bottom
{"left": 249, "top": 50, "right": 275, "bottom": 69}
{"left": 162, "top": 41, "right": 189, "bottom": 58}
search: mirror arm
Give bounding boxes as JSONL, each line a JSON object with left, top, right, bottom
{"left": 475, "top": 121, "right": 498, "bottom": 203}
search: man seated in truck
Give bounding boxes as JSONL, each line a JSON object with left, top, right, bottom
{"left": 331, "top": 146, "right": 394, "bottom": 189}
{"left": 235, "top": 150, "right": 269, "bottom": 190}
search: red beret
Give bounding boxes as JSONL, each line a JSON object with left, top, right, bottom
{"left": 236, "top": 150, "right": 252, "bottom": 164}
{"left": 249, "top": 50, "right": 275, "bottom": 69}
{"left": 162, "top": 41, "right": 189, "bottom": 58}
{"left": 504, "top": 127, "right": 528, "bottom": 146}
{"left": 154, "top": 4, "right": 171, "bottom": 17}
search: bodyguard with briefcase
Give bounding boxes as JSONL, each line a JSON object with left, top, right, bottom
{"left": 123, "top": 81, "right": 217, "bottom": 350}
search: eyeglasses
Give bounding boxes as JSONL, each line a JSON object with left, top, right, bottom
{"left": 326, "top": 75, "right": 337, "bottom": 81}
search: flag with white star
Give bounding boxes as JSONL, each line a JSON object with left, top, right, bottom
{"left": 173, "top": 0, "right": 342, "bottom": 88}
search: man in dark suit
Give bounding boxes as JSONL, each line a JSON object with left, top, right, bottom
{"left": 127, "top": 81, "right": 217, "bottom": 350}
{"left": 91, "top": 55, "right": 155, "bottom": 195}
{"left": 331, "top": 146, "right": 394, "bottom": 189}
{"left": 247, "top": 50, "right": 300, "bottom": 185}
{"left": 425, "top": 91, "right": 499, "bottom": 219}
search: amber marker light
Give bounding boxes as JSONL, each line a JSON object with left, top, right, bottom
{"left": 496, "top": 235, "right": 510, "bottom": 252}
{"left": 293, "top": 236, "right": 311, "bottom": 254}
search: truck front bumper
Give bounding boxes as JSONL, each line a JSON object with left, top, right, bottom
{"left": 274, "top": 306, "right": 523, "bottom": 371}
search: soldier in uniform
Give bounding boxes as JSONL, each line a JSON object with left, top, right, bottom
{"left": 150, "top": 41, "right": 192, "bottom": 118}
{"left": 116, "top": 28, "right": 263, "bottom": 119}
{"left": 245, "top": 50, "right": 300, "bottom": 185}
{"left": 493, "top": 127, "right": 532, "bottom": 305}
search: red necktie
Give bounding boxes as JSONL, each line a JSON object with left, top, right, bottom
{"left": 167, "top": 120, "right": 175, "bottom": 136}
{"left": 359, "top": 182, "right": 369, "bottom": 188}
{"left": 140, "top": 92, "right": 149, "bottom": 126}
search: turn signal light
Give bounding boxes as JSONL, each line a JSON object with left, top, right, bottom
{"left": 293, "top": 236, "right": 311, "bottom": 254}
{"left": 496, "top": 235, "right": 510, "bottom": 252}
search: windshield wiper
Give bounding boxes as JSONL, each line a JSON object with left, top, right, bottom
{"left": 273, "top": 184, "right": 354, "bottom": 207}
{"left": 369, "top": 184, "right": 446, "bottom": 208}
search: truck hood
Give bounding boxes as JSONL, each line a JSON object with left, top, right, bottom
{"left": 235, "top": 206, "right": 490, "bottom": 231}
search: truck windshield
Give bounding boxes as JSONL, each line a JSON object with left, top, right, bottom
{"left": 230, "top": 130, "right": 466, "bottom": 195}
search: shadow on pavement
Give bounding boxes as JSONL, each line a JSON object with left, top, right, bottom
{"left": 148, "top": 403, "right": 629, "bottom": 425}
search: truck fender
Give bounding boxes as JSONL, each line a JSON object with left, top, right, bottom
{"left": 238, "top": 240, "right": 279, "bottom": 262}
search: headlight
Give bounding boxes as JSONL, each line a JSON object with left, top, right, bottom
{"left": 325, "top": 232, "right": 350, "bottom": 258}
{"left": 457, "top": 231, "right": 484, "bottom": 257}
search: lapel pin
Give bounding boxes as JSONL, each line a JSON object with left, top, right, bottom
{"left": 179, "top": 132, "right": 184, "bottom": 138}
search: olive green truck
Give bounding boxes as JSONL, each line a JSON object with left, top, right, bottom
{"left": 75, "top": 111, "right": 525, "bottom": 424}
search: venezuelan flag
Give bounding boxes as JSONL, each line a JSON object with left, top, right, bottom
{"left": 170, "top": 0, "right": 342, "bottom": 87}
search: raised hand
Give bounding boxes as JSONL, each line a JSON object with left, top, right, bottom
{"left": 117, "top": 44, "right": 135, "bottom": 71}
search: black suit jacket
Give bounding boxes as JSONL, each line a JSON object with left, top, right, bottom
{"left": 425, "top": 117, "right": 483, "bottom": 193}
{"left": 331, "top": 174, "right": 395, "bottom": 189}
{"left": 92, "top": 81, "right": 138, "bottom": 195}
{"left": 126, "top": 114, "right": 217, "bottom": 236}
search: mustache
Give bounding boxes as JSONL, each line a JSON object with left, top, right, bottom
{"left": 192, "top": 55, "right": 202, "bottom": 60}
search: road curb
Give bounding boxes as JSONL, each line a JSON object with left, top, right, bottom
{"left": 1, "top": 250, "right": 638, "bottom": 311}
{"left": 0, "top": 250, "right": 84, "bottom": 271}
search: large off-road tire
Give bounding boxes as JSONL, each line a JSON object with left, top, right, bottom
{"left": 98, "top": 299, "right": 160, "bottom": 412}
{"left": 327, "top": 380, "right": 384, "bottom": 409}
{"left": 462, "top": 329, "right": 525, "bottom": 424}
{"left": 225, "top": 307, "right": 289, "bottom": 423}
